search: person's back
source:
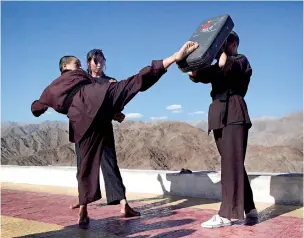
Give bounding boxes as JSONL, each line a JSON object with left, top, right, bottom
{"left": 31, "top": 56, "right": 93, "bottom": 116}
{"left": 31, "top": 56, "right": 112, "bottom": 143}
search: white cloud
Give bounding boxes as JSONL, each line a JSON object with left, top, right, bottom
{"left": 172, "top": 110, "right": 182, "bottom": 113}
{"left": 188, "top": 111, "right": 205, "bottom": 116}
{"left": 166, "top": 104, "right": 182, "bottom": 111}
{"left": 150, "top": 116, "right": 168, "bottom": 121}
{"left": 193, "top": 111, "right": 205, "bottom": 114}
{"left": 125, "top": 113, "right": 144, "bottom": 119}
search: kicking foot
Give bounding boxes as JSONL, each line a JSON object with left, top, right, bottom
{"left": 175, "top": 41, "right": 199, "bottom": 62}
{"left": 78, "top": 206, "right": 90, "bottom": 229}
{"left": 201, "top": 214, "right": 231, "bottom": 229}
{"left": 70, "top": 203, "right": 80, "bottom": 209}
{"left": 121, "top": 203, "right": 141, "bottom": 218}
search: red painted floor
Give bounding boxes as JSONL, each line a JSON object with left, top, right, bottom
{"left": 1, "top": 189, "right": 303, "bottom": 238}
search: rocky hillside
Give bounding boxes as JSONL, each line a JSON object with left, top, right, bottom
{"left": 1, "top": 112, "right": 303, "bottom": 173}
{"left": 190, "top": 111, "right": 303, "bottom": 152}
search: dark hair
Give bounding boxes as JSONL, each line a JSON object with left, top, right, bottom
{"left": 86, "top": 49, "right": 106, "bottom": 75}
{"left": 59, "top": 56, "right": 76, "bottom": 73}
{"left": 227, "top": 31, "right": 240, "bottom": 46}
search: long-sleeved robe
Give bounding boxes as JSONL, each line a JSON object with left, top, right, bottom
{"left": 31, "top": 60, "right": 166, "bottom": 205}
{"left": 190, "top": 54, "right": 252, "bottom": 132}
{"left": 189, "top": 54, "right": 256, "bottom": 220}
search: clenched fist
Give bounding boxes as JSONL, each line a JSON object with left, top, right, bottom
{"left": 113, "top": 112, "right": 125, "bottom": 123}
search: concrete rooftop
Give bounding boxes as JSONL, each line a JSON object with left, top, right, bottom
{"left": 1, "top": 182, "right": 303, "bottom": 238}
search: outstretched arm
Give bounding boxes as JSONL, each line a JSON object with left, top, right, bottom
{"left": 31, "top": 100, "right": 48, "bottom": 117}
{"left": 31, "top": 87, "right": 50, "bottom": 117}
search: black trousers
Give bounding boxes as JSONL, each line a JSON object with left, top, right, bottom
{"left": 213, "top": 124, "right": 256, "bottom": 220}
{"left": 75, "top": 125, "right": 126, "bottom": 205}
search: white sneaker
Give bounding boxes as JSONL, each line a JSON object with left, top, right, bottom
{"left": 201, "top": 214, "right": 232, "bottom": 228}
{"left": 245, "top": 209, "right": 258, "bottom": 218}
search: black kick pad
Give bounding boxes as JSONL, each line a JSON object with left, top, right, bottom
{"left": 177, "top": 14, "right": 234, "bottom": 72}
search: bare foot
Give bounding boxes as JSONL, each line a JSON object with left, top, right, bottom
{"left": 121, "top": 203, "right": 141, "bottom": 218}
{"left": 70, "top": 203, "right": 80, "bottom": 209}
{"left": 175, "top": 41, "right": 199, "bottom": 62}
{"left": 78, "top": 205, "right": 90, "bottom": 229}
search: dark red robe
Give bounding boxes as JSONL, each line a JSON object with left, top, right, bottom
{"left": 31, "top": 60, "right": 167, "bottom": 205}
{"left": 189, "top": 54, "right": 252, "bottom": 132}
{"left": 189, "top": 54, "right": 256, "bottom": 220}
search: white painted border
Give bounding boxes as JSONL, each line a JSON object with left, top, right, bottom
{"left": 1, "top": 166, "right": 302, "bottom": 206}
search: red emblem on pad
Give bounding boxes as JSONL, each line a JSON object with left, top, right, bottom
{"left": 200, "top": 20, "right": 216, "bottom": 33}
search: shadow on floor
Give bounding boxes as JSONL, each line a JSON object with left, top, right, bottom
{"left": 246, "top": 173, "right": 303, "bottom": 226}
{"left": 127, "top": 171, "right": 303, "bottom": 227}
{"left": 18, "top": 215, "right": 196, "bottom": 238}
{"left": 17, "top": 172, "right": 219, "bottom": 237}
{"left": 17, "top": 172, "right": 303, "bottom": 236}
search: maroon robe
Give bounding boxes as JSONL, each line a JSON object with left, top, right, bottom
{"left": 190, "top": 54, "right": 252, "bottom": 132}
{"left": 31, "top": 60, "right": 167, "bottom": 205}
{"left": 189, "top": 54, "right": 256, "bottom": 220}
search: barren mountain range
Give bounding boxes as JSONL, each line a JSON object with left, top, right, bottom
{"left": 1, "top": 112, "right": 303, "bottom": 173}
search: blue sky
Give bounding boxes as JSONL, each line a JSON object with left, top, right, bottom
{"left": 2, "top": 1, "right": 303, "bottom": 123}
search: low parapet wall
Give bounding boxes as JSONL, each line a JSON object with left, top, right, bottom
{"left": 1, "top": 165, "right": 302, "bottom": 206}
